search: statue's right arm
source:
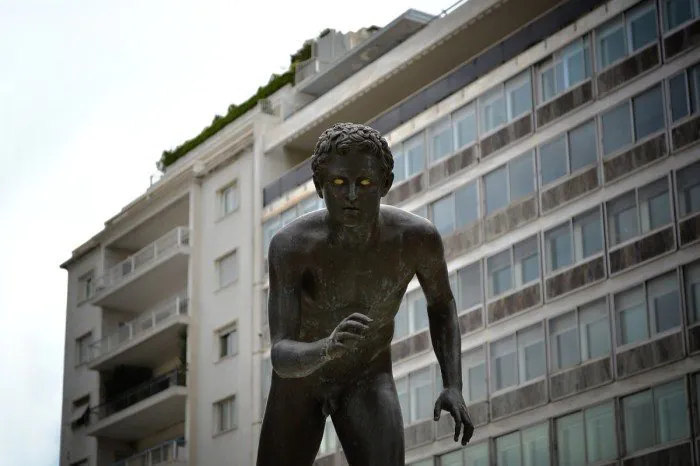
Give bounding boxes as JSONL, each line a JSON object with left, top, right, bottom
{"left": 267, "top": 233, "right": 330, "bottom": 378}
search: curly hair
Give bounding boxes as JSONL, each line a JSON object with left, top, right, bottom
{"left": 311, "top": 122, "right": 394, "bottom": 181}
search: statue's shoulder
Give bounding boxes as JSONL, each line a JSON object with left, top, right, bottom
{"left": 380, "top": 204, "right": 437, "bottom": 238}
{"left": 269, "top": 210, "right": 326, "bottom": 258}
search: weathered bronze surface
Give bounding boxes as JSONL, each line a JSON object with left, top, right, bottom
{"left": 257, "top": 123, "right": 472, "bottom": 466}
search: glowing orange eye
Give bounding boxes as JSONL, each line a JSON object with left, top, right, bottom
{"left": 360, "top": 179, "right": 371, "bottom": 186}
{"left": 332, "top": 178, "right": 344, "bottom": 185}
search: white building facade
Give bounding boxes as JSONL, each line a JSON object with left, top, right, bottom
{"left": 60, "top": 0, "right": 700, "bottom": 465}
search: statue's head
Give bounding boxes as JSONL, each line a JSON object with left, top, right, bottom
{"left": 311, "top": 123, "right": 394, "bottom": 226}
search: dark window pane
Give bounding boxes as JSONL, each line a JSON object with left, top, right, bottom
{"left": 485, "top": 167, "right": 508, "bottom": 214}
{"left": 602, "top": 102, "right": 633, "bottom": 155}
{"left": 509, "top": 152, "right": 535, "bottom": 201}
{"left": 455, "top": 182, "right": 479, "bottom": 228}
{"left": 568, "top": 121, "right": 597, "bottom": 171}
{"left": 669, "top": 72, "right": 690, "bottom": 122}
{"left": 629, "top": 6, "right": 658, "bottom": 51}
{"left": 633, "top": 85, "right": 665, "bottom": 140}
{"left": 664, "top": 0, "right": 695, "bottom": 31}
{"left": 539, "top": 135, "right": 568, "bottom": 185}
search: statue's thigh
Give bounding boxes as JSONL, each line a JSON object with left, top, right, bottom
{"left": 257, "top": 377, "right": 325, "bottom": 466}
{"left": 332, "top": 373, "right": 405, "bottom": 466}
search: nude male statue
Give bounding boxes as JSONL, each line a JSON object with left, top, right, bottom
{"left": 257, "top": 123, "right": 474, "bottom": 466}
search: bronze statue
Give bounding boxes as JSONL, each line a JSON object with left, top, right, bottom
{"left": 257, "top": 123, "right": 473, "bottom": 466}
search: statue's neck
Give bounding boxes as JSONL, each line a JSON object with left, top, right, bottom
{"left": 328, "top": 217, "right": 380, "bottom": 248}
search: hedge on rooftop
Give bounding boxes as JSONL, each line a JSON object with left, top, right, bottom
{"left": 157, "top": 39, "right": 314, "bottom": 171}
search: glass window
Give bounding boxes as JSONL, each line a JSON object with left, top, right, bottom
{"left": 506, "top": 72, "right": 533, "bottom": 120}
{"left": 663, "top": 0, "right": 697, "bottom": 31}
{"left": 518, "top": 324, "right": 545, "bottom": 382}
{"left": 539, "top": 120, "right": 597, "bottom": 186}
{"left": 217, "top": 251, "right": 238, "bottom": 288}
{"left": 412, "top": 205, "right": 428, "bottom": 219}
{"left": 597, "top": 18, "right": 627, "bottom": 69}
{"left": 668, "top": 64, "right": 700, "bottom": 123}
{"left": 607, "top": 191, "right": 640, "bottom": 246}
{"left": 628, "top": 2, "right": 659, "bottom": 51}
{"left": 219, "top": 181, "right": 239, "bottom": 217}
{"left": 539, "top": 134, "right": 567, "bottom": 186}
{"left": 465, "top": 442, "right": 490, "bottom": 466}
{"left": 557, "top": 411, "right": 585, "bottom": 466}
{"left": 685, "top": 261, "right": 700, "bottom": 324}
{"left": 462, "top": 347, "right": 487, "bottom": 403}
{"left": 601, "top": 101, "right": 633, "bottom": 155}
{"left": 393, "top": 149, "right": 407, "bottom": 183}
{"left": 214, "top": 396, "right": 236, "bottom": 433}
{"left": 538, "top": 36, "right": 592, "bottom": 103}
{"left": 488, "top": 236, "right": 539, "bottom": 298}
{"left": 484, "top": 166, "right": 509, "bottom": 215}
{"left": 509, "top": 151, "right": 535, "bottom": 202}
{"left": 633, "top": 85, "right": 665, "bottom": 140}
{"left": 496, "top": 431, "right": 521, "bottom": 466}
{"left": 488, "top": 250, "right": 512, "bottom": 297}
{"left": 280, "top": 207, "right": 297, "bottom": 226}
{"left": 579, "top": 299, "right": 611, "bottom": 361}
{"left": 550, "top": 299, "right": 611, "bottom": 372}
{"left": 440, "top": 450, "right": 463, "bottom": 466}
{"left": 396, "top": 376, "right": 409, "bottom": 424}
{"left": 454, "top": 103, "right": 477, "bottom": 149}
{"left": 623, "top": 379, "right": 689, "bottom": 454}
{"left": 616, "top": 285, "right": 648, "bottom": 345}
{"left": 550, "top": 311, "right": 580, "bottom": 371}
{"left": 394, "top": 299, "right": 409, "bottom": 340}
{"left": 480, "top": 86, "right": 507, "bottom": 134}
{"left": 545, "top": 223, "right": 573, "bottom": 273}
{"left": 491, "top": 335, "right": 517, "bottom": 392}
{"left": 677, "top": 161, "right": 700, "bottom": 217}
{"left": 218, "top": 325, "right": 238, "bottom": 359}
{"left": 596, "top": 2, "right": 659, "bottom": 70}
{"left": 431, "top": 195, "right": 455, "bottom": 236}
{"left": 455, "top": 181, "right": 479, "bottom": 229}
{"left": 75, "top": 332, "right": 93, "bottom": 365}
{"left": 409, "top": 367, "right": 434, "bottom": 423}
{"left": 430, "top": 118, "right": 454, "bottom": 163}
{"left": 647, "top": 272, "right": 681, "bottom": 334}
{"left": 298, "top": 196, "right": 320, "bottom": 215}
{"left": 408, "top": 289, "right": 428, "bottom": 334}
{"left": 545, "top": 207, "right": 603, "bottom": 274}
{"left": 585, "top": 402, "right": 618, "bottom": 462}
{"left": 521, "top": 423, "right": 550, "bottom": 466}
{"left": 457, "top": 261, "right": 483, "bottom": 312}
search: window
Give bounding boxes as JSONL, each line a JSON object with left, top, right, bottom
{"left": 607, "top": 177, "right": 672, "bottom": 247}
{"left": 662, "top": 0, "right": 700, "bottom": 32}
{"left": 394, "top": 133, "right": 425, "bottom": 183}
{"left": 538, "top": 36, "right": 592, "bottom": 103}
{"left": 453, "top": 103, "right": 477, "bottom": 149}
{"left": 676, "top": 161, "right": 700, "bottom": 218}
{"left": 263, "top": 217, "right": 281, "bottom": 258}
{"left": 218, "top": 323, "right": 238, "bottom": 359}
{"left": 462, "top": 347, "right": 487, "bottom": 403}
{"left": 487, "top": 235, "right": 540, "bottom": 299}
{"left": 214, "top": 396, "right": 237, "bottom": 434}
{"left": 75, "top": 332, "right": 92, "bottom": 365}
{"left": 685, "top": 261, "right": 700, "bottom": 324}
{"left": 456, "top": 261, "right": 483, "bottom": 312}
{"left": 556, "top": 401, "right": 617, "bottom": 465}
{"left": 429, "top": 181, "right": 479, "bottom": 236}
{"left": 549, "top": 298, "right": 610, "bottom": 372}
{"left": 483, "top": 151, "right": 535, "bottom": 215}
{"left": 218, "top": 181, "right": 239, "bottom": 217}
{"left": 544, "top": 207, "right": 603, "bottom": 274}
{"left": 479, "top": 71, "right": 532, "bottom": 134}
{"left": 409, "top": 367, "right": 434, "bottom": 423}
{"left": 668, "top": 64, "right": 700, "bottom": 123}
{"left": 601, "top": 85, "right": 665, "bottom": 157}
{"left": 596, "top": 2, "right": 658, "bottom": 70}
{"left": 394, "top": 288, "right": 428, "bottom": 340}
{"left": 622, "top": 379, "right": 689, "bottom": 453}
{"left": 491, "top": 324, "right": 545, "bottom": 393}
{"left": 496, "top": 422, "right": 550, "bottom": 466}
{"left": 318, "top": 417, "right": 337, "bottom": 455}
{"left": 78, "top": 272, "right": 94, "bottom": 301}
{"left": 396, "top": 376, "right": 410, "bottom": 424}
{"left": 440, "top": 442, "right": 489, "bottom": 466}
{"left": 70, "top": 395, "right": 90, "bottom": 430}
{"left": 298, "top": 195, "right": 322, "bottom": 215}
{"left": 538, "top": 120, "right": 597, "bottom": 186}
{"left": 615, "top": 271, "right": 681, "bottom": 346}
{"left": 430, "top": 117, "right": 454, "bottom": 163}
{"left": 217, "top": 250, "right": 238, "bottom": 288}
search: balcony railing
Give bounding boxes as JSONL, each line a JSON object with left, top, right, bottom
{"left": 92, "top": 368, "right": 186, "bottom": 421}
{"left": 96, "top": 227, "right": 190, "bottom": 294}
{"left": 113, "top": 438, "right": 187, "bottom": 466}
{"left": 89, "top": 293, "right": 188, "bottom": 361}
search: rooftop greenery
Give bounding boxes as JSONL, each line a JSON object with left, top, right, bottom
{"left": 157, "top": 39, "right": 313, "bottom": 170}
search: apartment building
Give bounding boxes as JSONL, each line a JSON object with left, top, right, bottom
{"left": 60, "top": 0, "right": 700, "bottom": 465}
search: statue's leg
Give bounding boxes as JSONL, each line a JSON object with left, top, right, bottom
{"left": 331, "top": 371, "right": 405, "bottom": 466}
{"left": 256, "top": 375, "right": 325, "bottom": 466}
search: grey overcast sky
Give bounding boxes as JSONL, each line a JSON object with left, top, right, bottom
{"left": 0, "top": 0, "right": 448, "bottom": 464}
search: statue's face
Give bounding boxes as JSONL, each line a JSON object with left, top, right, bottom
{"left": 316, "top": 151, "right": 390, "bottom": 226}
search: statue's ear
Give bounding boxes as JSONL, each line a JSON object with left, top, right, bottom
{"left": 313, "top": 174, "right": 324, "bottom": 199}
{"left": 380, "top": 172, "right": 394, "bottom": 197}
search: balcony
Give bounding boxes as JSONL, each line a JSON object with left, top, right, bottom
{"left": 88, "top": 294, "right": 189, "bottom": 371}
{"left": 93, "top": 227, "right": 190, "bottom": 310}
{"left": 87, "top": 368, "right": 187, "bottom": 440}
{"left": 113, "top": 438, "right": 188, "bottom": 466}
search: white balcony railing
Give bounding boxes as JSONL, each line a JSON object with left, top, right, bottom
{"left": 112, "top": 438, "right": 188, "bottom": 466}
{"left": 89, "top": 293, "right": 188, "bottom": 361}
{"left": 96, "top": 227, "right": 190, "bottom": 295}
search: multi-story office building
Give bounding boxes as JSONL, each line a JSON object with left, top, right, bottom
{"left": 60, "top": 0, "right": 700, "bottom": 464}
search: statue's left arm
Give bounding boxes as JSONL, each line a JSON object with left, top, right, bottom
{"left": 415, "top": 222, "right": 474, "bottom": 445}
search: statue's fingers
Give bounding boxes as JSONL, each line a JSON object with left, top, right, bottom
{"left": 336, "top": 331, "right": 362, "bottom": 342}
{"left": 433, "top": 400, "right": 442, "bottom": 421}
{"left": 451, "top": 407, "right": 462, "bottom": 442}
{"left": 340, "top": 320, "right": 369, "bottom": 333}
{"left": 347, "top": 312, "right": 373, "bottom": 323}
{"left": 460, "top": 408, "right": 474, "bottom": 445}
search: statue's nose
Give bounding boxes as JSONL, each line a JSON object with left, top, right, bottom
{"left": 347, "top": 184, "right": 358, "bottom": 201}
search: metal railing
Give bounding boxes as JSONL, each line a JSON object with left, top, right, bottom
{"left": 112, "top": 438, "right": 187, "bottom": 466}
{"left": 89, "top": 293, "right": 189, "bottom": 361}
{"left": 96, "top": 227, "right": 190, "bottom": 295}
{"left": 92, "top": 368, "right": 187, "bottom": 421}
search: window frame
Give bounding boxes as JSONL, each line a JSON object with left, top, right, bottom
{"left": 605, "top": 175, "right": 674, "bottom": 252}
{"left": 428, "top": 116, "right": 455, "bottom": 164}
{"left": 483, "top": 150, "right": 536, "bottom": 217}
{"left": 218, "top": 180, "right": 239, "bottom": 218}
{"left": 536, "top": 35, "right": 593, "bottom": 105}
{"left": 75, "top": 331, "right": 93, "bottom": 366}
{"left": 543, "top": 206, "right": 605, "bottom": 277}
{"left": 661, "top": 0, "right": 700, "bottom": 34}
{"left": 78, "top": 271, "right": 95, "bottom": 302}
{"left": 216, "top": 249, "right": 239, "bottom": 289}
{"left": 486, "top": 234, "right": 541, "bottom": 301}
{"left": 393, "top": 132, "right": 426, "bottom": 184}
{"left": 490, "top": 323, "right": 546, "bottom": 395}
{"left": 455, "top": 259, "right": 484, "bottom": 315}
{"left": 462, "top": 345, "right": 488, "bottom": 404}
{"left": 452, "top": 101, "right": 478, "bottom": 151}
{"left": 684, "top": 260, "right": 700, "bottom": 326}
{"left": 495, "top": 421, "right": 551, "bottom": 466}
{"left": 213, "top": 395, "right": 237, "bottom": 435}
{"left": 537, "top": 119, "right": 599, "bottom": 188}
{"left": 555, "top": 400, "right": 618, "bottom": 465}
{"left": 478, "top": 70, "right": 534, "bottom": 138}
{"left": 428, "top": 180, "right": 480, "bottom": 237}
{"left": 216, "top": 321, "right": 238, "bottom": 360}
